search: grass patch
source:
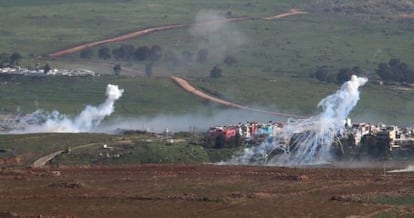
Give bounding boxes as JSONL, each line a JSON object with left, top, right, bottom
{"left": 54, "top": 137, "right": 210, "bottom": 165}
{"left": 372, "top": 195, "right": 414, "bottom": 205}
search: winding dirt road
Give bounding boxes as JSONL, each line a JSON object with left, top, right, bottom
{"left": 46, "top": 9, "right": 308, "bottom": 119}
{"left": 170, "top": 76, "right": 306, "bottom": 118}
{"left": 47, "top": 9, "right": 307, "bottom": 58}
{"left": 32, "top": 143, "right": 100, "bottom": 167}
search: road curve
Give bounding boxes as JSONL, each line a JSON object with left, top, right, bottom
{"left": 32, "top": 150, "right": 65, "bottom": 168}
{"left": 47, "top": 9, "right": 307, "bottom": 58}
{"left": 170, "top": 76, "right": 306, "bottom": 119}
{"left": 32, "top": 143, "right": 100, "bottom": 168}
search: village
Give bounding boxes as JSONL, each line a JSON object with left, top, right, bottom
{"left": 206, "top": 119, "right": 414, "bottom": 155}
{"left": 0, "top": 66, "right": 97, "bottom": 77}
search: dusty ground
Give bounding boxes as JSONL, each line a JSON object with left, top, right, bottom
{"left": 0, "top": 164, "right": 413, "bottom": 218}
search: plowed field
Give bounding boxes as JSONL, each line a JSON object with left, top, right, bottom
{"left": 0, "top": 164, "right": 413, "bottom": 217}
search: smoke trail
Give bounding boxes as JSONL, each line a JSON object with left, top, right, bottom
{"left": 190, "top": 10, "right": 246, "bottom": 61}
{"left": 388, "top": 165, "right": 414, "bottom": 173}
{"left": 12, "top": 84, "right": 123, "bottom": 133}
{"left": 227, "top": 75, "right": 368, "bottom": 166}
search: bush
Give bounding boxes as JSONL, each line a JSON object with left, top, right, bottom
{"left": 210, "top": 65, "right": 222, "bottom": 78}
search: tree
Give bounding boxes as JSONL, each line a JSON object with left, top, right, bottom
{"left": 376, "top": 62, "right": 393, "bottom": 81}
{"left": 80, "top": 49, "right": 94, "bottom": 59}
{"left": 336, "top": 67, "right": 353, "bottom": 84}
{"left": 0, "top": 53, "right": 10, "bottom": 67}
{"left": 98, "top": 47, "right": 111, "bottom": 60}
{"left": 224, "top": 56, "right": 238, "bottom": 66}
{"left": 113, "top": 64, "right": 121, "bottom": 76}
{"left": 43, "top": 63, "right": 51, "bottom": 74}
{"left": 313, "top": 66, "right": 334, "bottom": 83}
{"left": 196, "top": 48, "right": 208, "bottom": 64}
{"left": 145, "top": 63, "right": 152, "bottom": 77}
{"left": 134, "top": 46, "right": 151, "bottom": 61}
{"left": 214, "top": 132, "right": 226, "bottom": 149}
{"left": 149, "top": 45, "right": 162, "bottom": 62}
{"left": 9, "top": 52, "right": 22, "bottom": 66}
{"left": 210, "top": 65, "right": 222, "bottom": 78}
{"left": 360, "top": 134, "right": 391, "bottom": 158}
{"left": 120, "top": 44, "right": 135, "bottom": 60}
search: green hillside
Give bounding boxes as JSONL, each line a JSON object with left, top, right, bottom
{"left": 0, "top": 0, "right": 413, "bottom": 126}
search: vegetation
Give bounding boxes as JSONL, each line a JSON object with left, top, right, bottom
{"left": 376, "top": 58, "right": 414, "bottom": 84}
{"left": 113, "top": 63, "right": 121, "bottom": 76}
{"left": 210, "top": 65, "right": 222, "bottom": 78}
{"left": 0, "top": 1, "right": 413, "bottom": 126}
{"left": 372, "top": 195, "right": 414, "bottom": 205}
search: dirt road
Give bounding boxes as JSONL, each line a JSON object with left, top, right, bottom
{"left": 263, "top": 8, "right": 308, "bottom": 20}
{"left": 47, "top": 24, "right": 185, "bottom": 57}
{"left": 47, "top": 9, "right": 307, "bottom": 58}
{"left": 170, "top": 76, "right": 306, "bottom": 118}
{"left": 32, "top": 143, "right": 100, "bottom": 167}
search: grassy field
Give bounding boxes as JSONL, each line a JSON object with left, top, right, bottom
{"left": 0, "top": 131, "right": 233, "bottom": 166}
{"left": 0, "top": 0, "right": 413, "bottom": 126}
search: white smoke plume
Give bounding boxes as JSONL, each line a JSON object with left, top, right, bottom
{"left": 98, "top": 108, "right": 281, "bottom": 134}
{"left": 388, "top": 165, "right": 414, "bottom": 173}
{"left": 227, "top": 75, "right": 368, "bottom": 166}
{"left": 11, "top": 84, "right": 123, "bottom": 133}
{"left": 190, "top": 10, "right": 246, "bottom": 61}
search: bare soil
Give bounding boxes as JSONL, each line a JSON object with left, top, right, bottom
{"left": 0, "top": 164, "right": 413, "bottom": 217}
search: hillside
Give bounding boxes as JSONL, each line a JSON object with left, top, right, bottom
{"left": 0, "top": 0, "right": 413, "bottom": 126}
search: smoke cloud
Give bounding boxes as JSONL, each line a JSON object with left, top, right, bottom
{"left": 98, "top": 108, "right": 282, "bottom": 134}
{"left": 388, "top": 165, "right": 414, "bottom": 173}
{"left": 226, "top": 75, "right": 368, "bottom": 166}
{"left": 11, "top": 84, "right": 123, "bottom": 133}
{"left": 190, "top": 10, "right": 246, "bottom": 61}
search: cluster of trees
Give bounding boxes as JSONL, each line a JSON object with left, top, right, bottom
{"left": 376, "top": 58, "right": 414, "bottom": 84}
{"left": 80, "top": 43, "right": 239, "bottom": 79}
{"left": 312, "top": 65, "right": 361, "bottom": 84}
{"left": 333, "top": 131, "right": 393, "bottom": 161}
{"left": 80, "top": 44, "right": 163, "bottom": 62}
{"left": 0, "top": 52, "right": 22, "bottom": 67}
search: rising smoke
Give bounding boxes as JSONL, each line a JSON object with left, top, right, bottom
{"left": 190, "top": 10, "right": 246, "bottom": 61}
{"left": 98, "top": 108, "right": 280, "bottom": 134}
{"left": 11, "top": 84, "right": 123, "bottom": 133}
{"left": 226, "top": 75, "right": 368, "bottom": 166}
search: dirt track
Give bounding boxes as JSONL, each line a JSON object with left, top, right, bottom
{"left": 32, "top": 143, "right": 100, "bottom": 168}
{"left": 0, "top": 164, "right": 413, "bottom": 217}
{"left": 47, "top": 9, "right": 307, "bottom": 58}
{"left": 170, "top": 76, "right": 306, "bottom": 118}
{"left": 47, "top": 24, "right": 185, "bottom": 57}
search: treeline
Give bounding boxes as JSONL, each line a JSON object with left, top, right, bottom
{"left": 0, "top": 52, "right": 23, "bottom": 67}
{"left": 80, "top": 44, "right": 211, "bottom": 66}
{"left": 311, "top": 58, "right": 414, "bottom": 85}
{"left": 311, "top": 65, "right": 362, "bottom": 84}
{"left": 81, "top": 44, "right": 238, "bottom": 78}
{"left": 376, "top": 58, "right": 414, "bottom": 84}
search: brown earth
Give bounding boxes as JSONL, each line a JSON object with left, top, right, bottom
{"left": 0, "top": 164, "right": 413, "bottom": 218}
